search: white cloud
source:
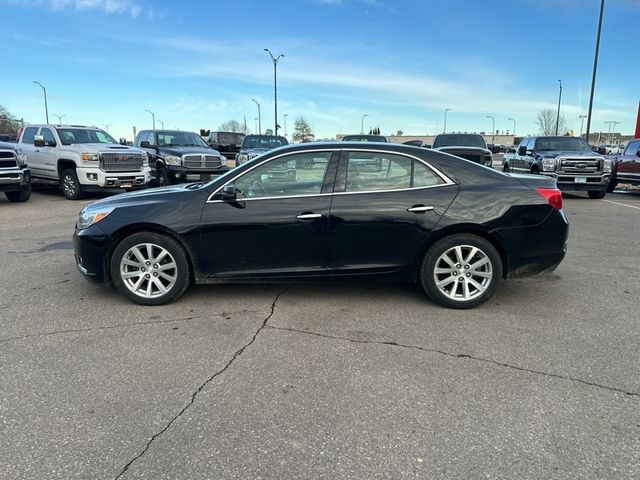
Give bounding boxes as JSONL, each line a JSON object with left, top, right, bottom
{"left": 2, "top": 0, "right": 149, "bottom": 17}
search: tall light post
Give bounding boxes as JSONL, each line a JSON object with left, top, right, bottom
{"left": 443, "top": 108, "right": 451, "bottom": 133}
{"left": 157, "top": 119, "right": 165, "bottom": 129}
{"left": 264, "top": 48, "right": 284, "bottom": 136}
{"left": 486, "top": 115, "right": 495, "bottom": 144}
{"left": 145, "top": 109, "right": 156, "bottom": 130}
{"left": 283, "top": 114, "right": 288, "bottom": 136}
{"left": 252, "top": 99, "right": 261, "bottom": 135}
{"left": 604, "top": 121, "right": 613, "bottom": 143}
{"left": 361, "top": 114, "right": 369, "bottom": 134}
{"left": 579, "top": 114, "right": 588, "bottom": 136}
{"left": 254, "top": 117, "right": 258, "bottom": 134}
{"left": 33, "top": 81, "right": 49, "bottom": 124}
{"left": 555, "top": 79, "right": 563, "bottom": 135}
{"left": 611, "top": 121, "right": 620, "bottom": 143}
{"left": 54, "top": 114, "right": 66, "bottom": 126}
{"left": 103, "top": 124, "right": 112, "bottom": 133}
{"left": 508, "top": 117, "right": 516, "bottom": 137}
{"left": 585, "top": 0, "right": 605, "bottom": 144}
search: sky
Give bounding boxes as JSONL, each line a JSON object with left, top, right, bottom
{"left": 0, "top": 0, "right": 638, "bottom": 141}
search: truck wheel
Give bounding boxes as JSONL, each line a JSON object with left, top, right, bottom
{"left": 606, "top": 181, "right": 616, "bottom": 193}
{"left": 502, "top": 162, "right": 510, "bottom": 173}
{"left": 61, "top": 169, "right": 84, "bottom": 200}
{"left": 5, "top": 183, "right": 32, "bottom": 202}
{"left": 110, "top": 231, "right": 191, "bottom": 306}
{"left": 588, "top": 190, "right": 606, "bottom": 199}
{"left": 157, "top": 167, "right": 172, "bottom": 187}
{"left": 420, "top": 234, "right": 502, "bottom": 309}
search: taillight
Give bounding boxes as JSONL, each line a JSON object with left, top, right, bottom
{"left": 536, "top": 188, "right": 562, "bottom": 210}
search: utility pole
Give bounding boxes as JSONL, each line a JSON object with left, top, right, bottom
{"left": 585, "top": 0, "right": 606, "bottom": 144}
{"left": 252, "top": 99, "right": 261, "bottom": 135}
{"left": 555, "top": 79, "right": 563, "bottom": 135}
{"left": 264, "top": 49, "right": 284, "bottom": 136}
{"left": 33, "top": 81, "right": 49, "bottom": 124}
{"left": 443, "top": 108, "right": 451, "bottom": 133}
{"left": 283, "top": 114, "right": 288, "bottom": 136}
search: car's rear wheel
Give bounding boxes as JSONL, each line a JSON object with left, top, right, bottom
{"left": 420, "top": 234, "right": 502, "bottom": 309}
{"left": 61, "top": 169, "right": 83, "bottom": 200}
{"left": 110, "top": 231, "right": 191, "bottom": 305}
{"left": 588, "top": 190, "right": 606, "bottom": 199}
{"left": 5, "top": 184, "right": 31, "bottom": 202}
{"left": 157, "top": 167, "right": 172, "bottom": 187}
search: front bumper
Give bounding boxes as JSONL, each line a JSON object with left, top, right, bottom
{"left": 73, "top": 226, "right": 114, "bottom": 284}
{"left": 78, "top": 166, "right": 151, "bottom": 189}
{"left": 541, "top": 172, "right": 609, "bottom": 192}
{"left": 0, "top": 166, "right": 30, "bottom": 191}
{"left": 166, "top": 165, "right": 230, "bottom": 182}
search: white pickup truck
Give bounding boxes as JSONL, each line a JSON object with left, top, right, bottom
{"left": 18, "top": 125, "right": 151, "bottom": 199}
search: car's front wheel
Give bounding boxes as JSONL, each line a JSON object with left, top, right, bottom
{"left": 5, "top": 184, "right": 31, "bottom": 202}
{"left": 588, "top": 190, "right": 606, "bottom": 199}
{"left": 61, "top": 169, "right": 83, "bottom": 200}
{"left": 110, "top": 231, "right": 191, "bottom": 305}
{"left": 420, "top": 234, "right": 502, "bottom": 309}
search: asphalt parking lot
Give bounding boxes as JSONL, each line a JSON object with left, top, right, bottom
{"left": 1, "top": 186, "right": 639, "bottom": 479}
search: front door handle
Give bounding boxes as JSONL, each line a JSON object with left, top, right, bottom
{"left": 296, "top": 213, "right": 323, "bottom": 220}
{"left": 407, "top": 205, "right": 434, "bottom": 213}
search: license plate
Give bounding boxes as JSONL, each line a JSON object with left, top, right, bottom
{"left": 120, "top": 182, "right": 133, "bottom": 188}
{"left": 574, "top": 176, "right": 587, "bottom": 184}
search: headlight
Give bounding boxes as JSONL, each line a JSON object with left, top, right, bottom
{"left": 81, "top": 153, "right": 100, "bottom": 162}
{"left": 603, "top": 159, "right": 612, "bottom": 173}
{"left": 238, "top": 154, "right": 249, "bottom": 164}
{"left": 77, "top": 207, "right": 114, "bottom": 229}
{"left": 15, "top": 150, "right": 27, "bottom": 165}
{"left": 542, "top": 158, "right": 556, "bottom": 172}
{"left": 220, "top": 155, "right": 227, "bottom": 166}
{"left": 164, "top": 155, "right": 182, "bottom": 166}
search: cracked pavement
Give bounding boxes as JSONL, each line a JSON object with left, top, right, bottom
{"left": 1, "top": 189, "right": 640, "bottom": 479}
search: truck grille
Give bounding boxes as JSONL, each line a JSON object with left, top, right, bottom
{"left": 559, "top": 158, "right": 601, "bottom": 174}
{"left": 183, "top": 154, "right": 222, "bottom": 169}
{"left": 0, "top": 151, "right": 17, "bottom": 168}
{"left": 99, "top": 153, "right": 144, "bottom": 172}
{"left": 458, "top": 154, "right": 482, "bottom": 164}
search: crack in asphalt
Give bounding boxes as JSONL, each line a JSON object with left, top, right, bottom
{"left": 268, "top": 326, "right": 640, "bottom": 399}
{"left": 113, "top": 286, "right": 292, "bottom": 480}
{"left": 0, "top": 309, "right": 260, "bottom": 344}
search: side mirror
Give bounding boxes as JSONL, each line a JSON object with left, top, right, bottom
{"left": 423, "top": 144, "right": 432, "bottom": 149}
{"left": 217, "top": 183, "right": 237, "bottom": 201}
{"left": 140, "top": 140, "right": 151, "bottom": 148}
{"left": 518, "top": 146, "right": 527, "bottom": 156}
{"left": 597, "top": 146, "right": 607, "bottom": 155}
{"left": 636, "top": 150, "right": 640, "bottom": 158}
{"left": 507, "top": 148, "right": 516, "bottom": 154}
{"left": 34, "top": 135, "right": 45, "bottom": 148}
{"left": 119, "top": 138, "right": 127, "bottom": 145}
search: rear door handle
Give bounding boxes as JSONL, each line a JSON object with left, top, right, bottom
{"left": 296, "top": 213, "right": 323, "bottom": 220}
{"left": 407, "top": 205, "right": 434, "bottom": 213}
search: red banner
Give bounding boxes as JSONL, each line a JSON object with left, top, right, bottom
{"left": 636, "top": 101, "right": 640, "bottom": 139}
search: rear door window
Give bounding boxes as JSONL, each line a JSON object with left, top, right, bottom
{"left": 624, "top": 141, "right": 640, "bottom": 156}
{"left": 21, "top": 127, "right": 38, "bottom": 144}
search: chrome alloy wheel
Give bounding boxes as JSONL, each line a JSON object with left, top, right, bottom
{"left": 433, "top": 245, "right": 493, "bottom": 302}
{"left": 119, "top": 243, "right": 177, "bottom": 298}
{"left": 63, "top": 173, "right": 77, "bottom": 197}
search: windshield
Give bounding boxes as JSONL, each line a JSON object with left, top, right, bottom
{"left": 157, "top": 131, "right": 209, "bottom": 148}
{"left": 242, "top": 136, "right": 288, "bottom": 149}
{"left": 56, "top": 128, "right": 117, "bottom": 145}
{"left": 342, "top": 135, "right": 387, "bottom": 142}
{"left": 535, "top": 137, "right": 592, "bottom": 152}
{"left": 433, "top": 134, "right": 486, "bottom": 148}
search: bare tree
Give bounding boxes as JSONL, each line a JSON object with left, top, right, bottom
{"left": 0, "top": 105, "right": 22, "bottom": 138}
{"left": 292, "top": 116, "right": 314, "bottom": 143}
{"left": 218, "top": 119, "right": 250, "bottom": 134}
{"left": 536, "top": 108, "right": 567, "bottom": 135}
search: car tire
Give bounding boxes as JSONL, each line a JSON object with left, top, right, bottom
{"left": 502, "top": 162, "right": 510, "bottom": 173}
{"left": 420, "top": 234, "right": 502, "bottom": 309}
{"left": 606, "top": 181, "right": 616, "bottom": 193}
{"left": 61, "top": 169, "right": 84, "bottom": 200}
{"left": 157, "top": 167, "right": 172, "bottom": 187}
{"left": 110, "top": 231, "right": 191, "bottom": 306}
{"left": 588, "top": 190, "right": 606, "bottom": 199}
{"left": 5, "top": 183, "right": 32, "bottom": 202}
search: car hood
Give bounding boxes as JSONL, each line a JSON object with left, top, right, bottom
{"left": 63, "top": 143, "right": 145, "bottom": 154}
{"left": 83, "top": 184, "right": 199, "bottom": 212}
{"left": 0, "top": 141, "right": 20, "bottom": 151}
{"left": 157, "top": 146, "right": 221, "bottom": 156}
{"left": 435, "top": 146, "right": 492, "bottom": 155}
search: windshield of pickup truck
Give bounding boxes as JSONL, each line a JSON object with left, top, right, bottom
{"left": 433, "top": 134, "right": 487, "bottom": 148}
{"left": 157, "top": 132, "right": 209, "bottom": 148}
{"left": 534, "top": 137, "right": 592, "bottom": 152}
{"left": 242, "top": 136, "right": 288, "bottom": 149}
{"left": 342, "top": 135, "right": 388, "bottom": 142}
{"left": 56, "top": 128, "right": 117, "bottom": 145}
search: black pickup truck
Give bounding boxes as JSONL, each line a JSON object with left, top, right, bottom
{"left": 134, "top": 130, "right": 229, "bottom": 186}
{"left": 503, "top": 136, "right": 612, "bottom": 199}
{"left": 201, "top": 131, "right": 245, "bottom": 167}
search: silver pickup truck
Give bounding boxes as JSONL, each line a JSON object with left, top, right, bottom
{"left": 0, "top": 141, "right": 31, "bottom": 202}
{"left": 18, "top": 125, "right": 151, "bottom": 199}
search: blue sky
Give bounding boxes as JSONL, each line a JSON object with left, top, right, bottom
{"left": 1, "top": 0, "right": 638, "bottom": 141}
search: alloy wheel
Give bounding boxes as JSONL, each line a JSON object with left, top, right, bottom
{"left": 433, "top": 245, "right": 493, "bottom": 302}
{"left": 119, "top": 242, "right": 177, "bottom": 298}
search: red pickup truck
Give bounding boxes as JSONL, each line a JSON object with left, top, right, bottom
{"left": 609, "top": 139, "right": 640, "bottom": 191}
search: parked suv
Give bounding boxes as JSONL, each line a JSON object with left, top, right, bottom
{"left": 135, "top": 130, "right": 229, "bottom": 186}
{"left": 609, "top": 139, "right": 640, "bottom": 191}
{"left": 504, "top": 136, "right": 612, "bottom": 199}
{"left": 0, "top": 142, "right": 31, "bottom": 202}
{"left": 235, "top": 135, "right": 288, "bottom": 166}
{"left": 18, "top": 125, "right": 151, "bottom": 200}
{"left": 201, "top": 131, "right": 245, "bottom": 167}
{"left": 432, "top": 134, "right": 493, "bottom": 167}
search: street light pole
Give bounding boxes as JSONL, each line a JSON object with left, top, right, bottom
{"left": 283, "top": 114, "right": 288, "bottom": 137}
{"left": 585, "top": 0, "right": 605, "bottom": 144}
{"left": 145, "top": 109, "right": 156, "bottom": 130}
{"left": 54, "top": 114, "right": 66, "bottom": 126}
{"left": 486, "top": 115, "right": 495, "bottom": 144}
{"left": 443, "top": 108, "right": 451, "bottom": 133}
{"left": 33, "top": 81, "right": 49, "bottom": 124}
{"left": 264, "top": 49, "right": 284, "bottom": 136}
{"left": 103, "top": 124, "right": 112, "bottom": 133}
{"left": 252, "top": 99, "right": 261, "bottom": 135}
{"left": 508, "top": 117, "right": 516, "bottom": 137}
{"left": 254, "top": 117, "right": 258, "bottom": 134}
{"left": 604, "top": 121, "right": 613, "bottom": 143}
{"left": 157, "top": 119, "right": 165, "bottom": 129}
{"left": 361, "top": 114, "right": 369, "bottom": 134}
{"left": 611, "top": 121, "right": 620, "bottom": 143}
{"left": 579, "top": 114, "right": 588, "bottom": 136}
{"left": 555, "top": 79, "right": 563, "bottom": 135}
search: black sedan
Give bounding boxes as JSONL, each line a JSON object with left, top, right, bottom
{"left": 73, "top": 142, "right": 568, "bottom": 309}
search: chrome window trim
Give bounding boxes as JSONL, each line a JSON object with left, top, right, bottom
{"left": 205, "top": 147, "right": 456, "bottom": 204}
